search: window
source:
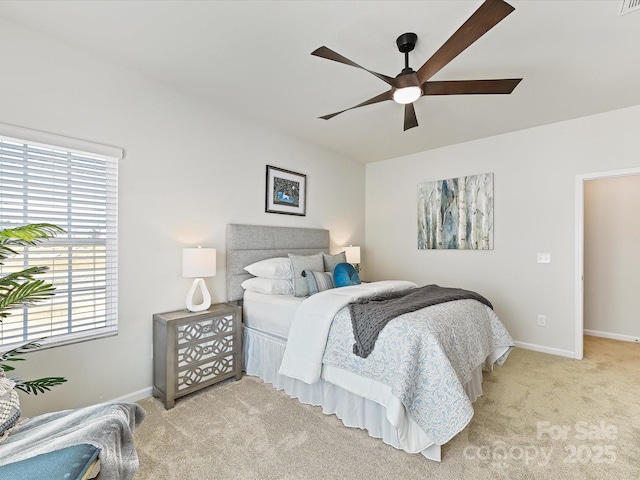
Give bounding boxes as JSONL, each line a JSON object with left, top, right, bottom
{"left": 0, "top": 123, "right": 122, "bottom": 348}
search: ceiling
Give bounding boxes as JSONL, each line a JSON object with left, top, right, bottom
{"left": 0, "top": 1, "right": 639, "bottom": 164}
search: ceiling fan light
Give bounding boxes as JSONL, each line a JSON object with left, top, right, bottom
{"left": 392, "top": 86, "right": 422, "bottom": 104}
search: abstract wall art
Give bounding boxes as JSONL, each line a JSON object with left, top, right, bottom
{"left": 417, "top": 172, "right": 493, "bottom": 250}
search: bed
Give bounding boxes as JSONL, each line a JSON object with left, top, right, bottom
{"left": 226, "top": 223, "right": 513, "bottom": 461}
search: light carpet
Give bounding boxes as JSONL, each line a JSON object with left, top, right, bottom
{"left": 134, "top": 336, "right": 640, "bottom": 479}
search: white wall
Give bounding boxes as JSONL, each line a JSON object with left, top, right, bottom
{"left": 584, "top": 175, "right": 640, "bottom": 340}
{"left": 0, "top": 19, "right": 365, "bottom": 415}
{"left": 366, "top": 104, "right": 640, "bottom": 357}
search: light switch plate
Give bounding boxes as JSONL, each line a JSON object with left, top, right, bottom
{"left": 537, "top": 252, "right": 551, "bottom": 264}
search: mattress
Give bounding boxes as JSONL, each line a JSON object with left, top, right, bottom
{"left": 242, "top": 290, "right": 303, "bottom": 338}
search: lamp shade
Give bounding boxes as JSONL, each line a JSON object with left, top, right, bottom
{"left": 182, "top": 247, "right": 216, "bottom": 278}
{"left": 342, "top": 245, "right": 361, "bottom": 264}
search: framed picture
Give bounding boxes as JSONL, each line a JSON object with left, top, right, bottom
{"left": 265, "top": 165, "right": 307, "bottom": 216}
{"left": 417, "top": 172, "right": 494, "bottom": 250}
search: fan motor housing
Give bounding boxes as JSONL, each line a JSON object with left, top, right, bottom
{"left": 394, "top": 71, "right": 420, "bottom": 88}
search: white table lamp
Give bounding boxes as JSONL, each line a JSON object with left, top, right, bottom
{"left": 182, "top": 247, "right": 216, "bottom": 312}
{"left": 342, "top": 245, "right": 361, "bottom": 273}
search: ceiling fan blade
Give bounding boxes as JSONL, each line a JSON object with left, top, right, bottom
{"left": 319, "top": 90, "right": 393, "bottom": 120}
{"left": 423, "top": 78, "right": 522, "bottom": 95}
{"left": 312, "top": 46, "right": 395, "bottom": 86}
{"left": 416, "top": 0, "right": 515, "bottom": 85}
{"left": 404, "top": 103, "right": 419, "bottom": 131}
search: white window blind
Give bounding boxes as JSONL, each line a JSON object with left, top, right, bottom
{"left": 0, "top": 126, "right": 120, "bottom": 349}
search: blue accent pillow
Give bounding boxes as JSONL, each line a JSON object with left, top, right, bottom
{"left": 333, "top": 262, "right": 361, "bottom": 287}
{"left": 0, "top": 443, "right": 100, "bottom": 480}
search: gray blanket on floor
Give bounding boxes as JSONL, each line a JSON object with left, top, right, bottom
{"left": 349, "top": 284, "right": 493, "bottom": 358}
{"left": 0, "top": 402, "right": 145, "bottom": 479}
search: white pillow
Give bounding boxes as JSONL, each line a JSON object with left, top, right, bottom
{"left": 241, "top": 277, "right": 293, "bottom": 295}
{"left": 244, "top": 257, "right": 293, "bottom": 279}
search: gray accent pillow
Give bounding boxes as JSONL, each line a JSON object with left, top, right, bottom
{"left": 322, "top": 251, "right": 347, "bottom": 273}
{"left": 289, "top": 253, "right": 324, "bottom": 297}
{"left": 304, "top": 270, "right": 335, "bottom": 295}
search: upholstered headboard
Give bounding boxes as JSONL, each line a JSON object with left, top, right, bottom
{"left": 226, "top": 224, "right": 330, "bottom": 302}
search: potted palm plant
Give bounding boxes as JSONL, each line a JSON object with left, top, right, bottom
{"left": 0, "top": 223, "right": 67, "bottom": 394}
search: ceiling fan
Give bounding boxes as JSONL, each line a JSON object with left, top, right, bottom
{"left": 312, "top": 0, "right": 522, "bottom": 131}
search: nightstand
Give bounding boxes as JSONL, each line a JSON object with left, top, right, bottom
{"left": 152, "top": 303, "right": 242, "bottom": 409}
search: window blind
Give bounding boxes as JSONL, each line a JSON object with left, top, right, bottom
{"left": 0, "top": 129, "right": 119, "bottom": 348}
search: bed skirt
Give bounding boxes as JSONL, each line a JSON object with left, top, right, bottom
{"left": 243, "top": 326, "right": 486, "bottom": 461}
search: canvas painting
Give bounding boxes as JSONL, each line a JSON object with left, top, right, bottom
{"left": 417, "top": 172, "right": 494, "bottom": 250}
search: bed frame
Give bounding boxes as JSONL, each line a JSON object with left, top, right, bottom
{"left": 226, "top": 223, "right": 329, "bottom": 302}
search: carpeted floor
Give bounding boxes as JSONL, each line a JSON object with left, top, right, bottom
{"left": 134, "top": 336, "right": 640, "bottom": 479}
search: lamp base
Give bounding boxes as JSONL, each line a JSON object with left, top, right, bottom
{"left": 186, "top": 278, "right": 211, "bottom": 312}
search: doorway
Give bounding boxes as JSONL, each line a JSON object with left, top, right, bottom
{"left": 575, "top": 167, "right": 640, "bottom": 359}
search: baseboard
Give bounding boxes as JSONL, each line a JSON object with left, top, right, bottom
{"left": 514, "top": 341, "right": 576, "bottom": 359}
{"left": 110, "top": 386, "right": 154, "bottom": 404}
{"left": 584, "top": 329, "right": 640, "bottom": 343}
{"left": 107, "top": 334, "right": 636, "bottom": 405}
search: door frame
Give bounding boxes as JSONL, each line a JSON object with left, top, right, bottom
{"left": 575, "top": 166, "right": 640, "bottom": 359}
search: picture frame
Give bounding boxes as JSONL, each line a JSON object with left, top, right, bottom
{"left": 265, "top": 165, "right": 307, "bottom": 216}
{"left": 417, "top": 172, "right": 494, "bottom": 250}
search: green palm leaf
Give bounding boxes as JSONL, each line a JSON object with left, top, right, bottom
{"left": 0, "top": 223, "right": 65, "bottom": 242}
{"left": 0, "top": 266, "right": 50, "bottom": 288}
{"left": 0, "top": 223, "right": 65, "bottom": 263}
{"left": 0, "top": 224, "right": 68, "bottom": 395}
{"left": 0, "top": 279, "right": 56, "bottom": 318}
{"left": 0, "top": 340, "right": 42, "bottom": 372}
{"left": 14, "top": 377, "right": 68, "bottom": 395}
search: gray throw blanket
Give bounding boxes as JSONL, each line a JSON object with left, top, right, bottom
{"left": 349, "top": 284, "right": 493, "bottom": 358}
{"left": 0, "top": 402, "right": 145, "bottom": 479}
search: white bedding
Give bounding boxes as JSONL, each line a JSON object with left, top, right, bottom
{"left": 242, "top": 327, "right": 447, "bottom": 460}
{"left": 242, "top": 290, "right": 303, "bottom": 338}
{"left": 279, "top": 281, "right": 418, "bottom": 383}
{"left": 242, "top": 281, "right": 513, "bottom": 460}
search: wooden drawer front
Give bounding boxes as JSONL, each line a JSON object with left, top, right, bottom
{"left": 177, "top": 335, "right": 235, "bottom": 368}
{"left": 177, "top": 353, "right": 235, "bottom": 392}
{"left": 176, "top": 315, "right": 234, "bottom": 345}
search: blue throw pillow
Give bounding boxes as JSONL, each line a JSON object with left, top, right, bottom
{"left": 333, "top": 262, "right": 361, "bottom": 287}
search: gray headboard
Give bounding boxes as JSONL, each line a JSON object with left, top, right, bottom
{"left": 226, "top": 224, "right": 330, "bottom": 302}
